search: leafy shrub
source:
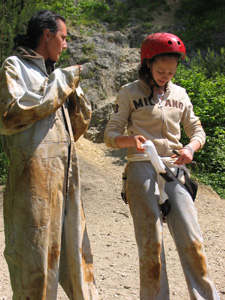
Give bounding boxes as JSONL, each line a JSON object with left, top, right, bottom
{"left": 39, "top": 0, "right": 77, "bottom": 16}
{"left": 174, "top": 63, "right": 225, "bottom": 198}
{"left": 175, "top": 0, "right": 224, "bottom": 16}
{"left": 127, "top": 0, "right": 166, "bottom": 8}
{"left": 0, "top": 140, "right": 9, "bottom": 185}
{"left": 191, "top": 48, "right": 225, "bottom": 78}
{"left": 175, "top": 0, "right": 225, "bottom": 49}
{"left": 73, "top": 0, "right": 110, "bottom": 24}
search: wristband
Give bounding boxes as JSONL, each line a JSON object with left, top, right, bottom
{"left": 184, "top": 144, "right": 194, "bottom": 157}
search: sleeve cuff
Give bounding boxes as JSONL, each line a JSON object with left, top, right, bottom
{"left": 190, "top": 136, "right": 205, "bottom": 149}
{"left": 104, "top": 132, "right": 121, "bottom": 148}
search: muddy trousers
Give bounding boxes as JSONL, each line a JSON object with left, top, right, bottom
{"left": 3, "top": 186, "right": 99, "bottom": 300}
{"left": 126, "top": 161, "right": 220, "bottom": 300}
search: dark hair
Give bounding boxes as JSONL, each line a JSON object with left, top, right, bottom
{"left": 13, "top": 10, "right": 66, "bottom": 50}
{"left": 138, "top": 52, "right": 180, "bottom": 84}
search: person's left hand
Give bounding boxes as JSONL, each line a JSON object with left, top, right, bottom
{"left": 172, "top": 148, "right": 193, "bottom": 165}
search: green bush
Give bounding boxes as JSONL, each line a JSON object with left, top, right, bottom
{"left": 127, "top": 0, "right": 166, "bottom": 8}
{"left": 175, "top": 0, "right": 225, "bottom": 49}
{"left": 0, "top": 140, "right": 9, "bottom": 185}
{"left": 72, "top": 0, "right": 110, "bottom": 24}
{"left": 174, "top": 62, "right": 225, "bottom": 198}
{"left": 191, "top": 48, "right": 225, "bottom": 78}
{"left": 175, "top": 0, "right": 224, "bottom": 16}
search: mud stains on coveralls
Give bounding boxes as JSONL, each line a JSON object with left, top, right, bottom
{"left": 186, "top": 241, "right": 207, "bottom": 277}
{"left": 0, "top": 48, "right": 98, "bottom": 300}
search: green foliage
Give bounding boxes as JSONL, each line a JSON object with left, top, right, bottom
{"left": 0, "top": 0, "right": 38, "bottom": 64}
{"left": 0, "top": 0, "right": 166, "bottom": 62}
{"left": 191, "top": 48, "right": 225, "bottom": 78}
{"left": 105, "top": 0, "right": 131, "bottom": 28}
{"left": 176, "top": 0, "right": 224, "bottom": 16}
{"left": 38, "top": 0, "right": 77, "bottom": 16}
{"left": 173, "top": 59, "right": 225, "bottom": 198}
{"left": 175, "top": 0, "right": 225, "bottom": 49}
{"left": 82, "top": 43, "right": 95, "bottom": 54}
{"left": 81, "top": 43, "right": 97, "bottom": 61}
{"left": 55, "top": 51, "right": 71, "bottom": 68}
{"left": 70, "top": 0, "right": 111, "bottom": 25}
{"left": 127, "top": 0, "right": 166, "bottom": 8}
{"left": 0, "top": 140, "right": 9, "bottom": 185}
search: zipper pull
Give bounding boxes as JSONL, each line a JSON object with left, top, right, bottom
{"left": 158, "top": 97, "right": 163, "bottom": 109}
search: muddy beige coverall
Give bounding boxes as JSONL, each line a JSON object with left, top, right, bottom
{"left": 0, "top": 48, "right": 98, "bottom": 300}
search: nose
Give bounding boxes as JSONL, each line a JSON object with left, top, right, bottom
{"left": 63, "top": 40, "right": 67, "bottom": 50}
{"left": 162, "top": 74, "right": 170, "bottom": 81}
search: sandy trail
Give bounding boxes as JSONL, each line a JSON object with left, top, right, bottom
{"left": 0, "top": 137, "right": 225, "bottom": 299}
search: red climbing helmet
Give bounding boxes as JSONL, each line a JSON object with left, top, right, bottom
{"left": 141, "top": 32, "right": 186, "bottom": 64}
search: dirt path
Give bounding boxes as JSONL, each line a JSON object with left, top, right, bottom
{"left": 0, "top": 137, "right": 225, "bottom": 299}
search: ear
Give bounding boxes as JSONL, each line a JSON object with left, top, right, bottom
{"left": 147, "top": 60, "right": 152, "bottom": 70}
{"left": 43, "top": 29, "right": 51, "bottom": 42}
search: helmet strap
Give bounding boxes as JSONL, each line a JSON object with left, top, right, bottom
{"left": 147, "top": 59, "right": 161, "bottom": 88}
{"left": 152, "top": 79, "right": 160, "bottom": 88}
{"left": 148, "top": 73, "right": 160, "bottom": 88}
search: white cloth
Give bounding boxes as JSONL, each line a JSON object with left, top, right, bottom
{"left": 127, "top": 140, "right": 189, "bottom": 205}
{"left": 141, "top": 140, "right": 168, "bottom": 204}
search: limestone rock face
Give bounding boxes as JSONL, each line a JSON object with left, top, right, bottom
{"left": 67, "top": 27, "right": 142, "bottom": 142}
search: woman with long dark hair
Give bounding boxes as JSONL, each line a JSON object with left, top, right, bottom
{"left": 0, "top": 9, "right": 98, "bottom": 300}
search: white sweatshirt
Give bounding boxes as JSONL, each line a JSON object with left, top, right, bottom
{"left": 104, "top": 79, "right": 206, "bottom": 158}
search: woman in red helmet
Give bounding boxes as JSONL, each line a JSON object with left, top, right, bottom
{"left": 104, "top": 33, "right": 220, "bottom": 299}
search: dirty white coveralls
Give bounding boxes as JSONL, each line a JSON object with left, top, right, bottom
{"left": 104, "top": 79, "right": 220, "bottom": 300}
{"left": 0, "top": 48, "right": 99, "bottom": 300}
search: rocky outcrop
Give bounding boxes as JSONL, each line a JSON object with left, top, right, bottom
{"left": 66, "top": 25, "right": 142, "bottom": 142}
{"left": 66, "top": 0, "right": 182, "bottom": 143}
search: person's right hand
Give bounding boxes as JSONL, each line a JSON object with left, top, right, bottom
{"left": 133, "top": 135, "right": 147, "bottom": 152}
{"left": 79, "top": 65, "right": 83, "bottom": 72}
{"left": 115, "top": 135, "right": 147, "bottom": 152}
